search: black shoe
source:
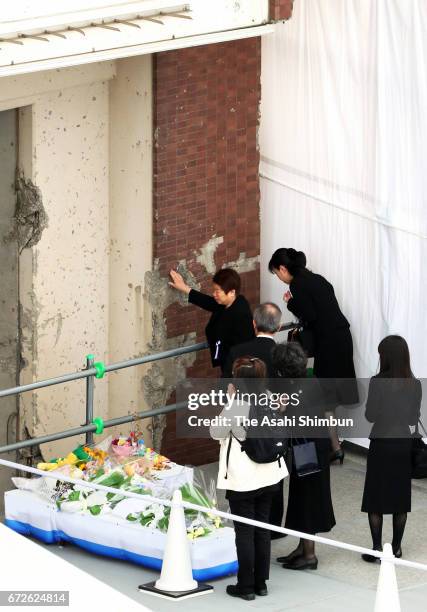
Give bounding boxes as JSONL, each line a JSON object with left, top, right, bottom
{"left": 330, "top": 448, "right": 345, "bottom": 464}
{"left": 361, "top": 550, "right": 381, "bottom": 563}
{"left": 277, "top": 549, "right": 302, "bottom": 564}
{"left": 255, "top": 583, "right": 268, "bottom": 596}
{"left": 393, "top": 548, "right": 402, "bottom": 558}
{"left": 271, "top": 532, "right": 287, "bottom": 540}
{"left": 283, "top": 556, "right": 318, "bottom": 570}
{"left": 226, "top": 585, "right": 255, "bottom": 601}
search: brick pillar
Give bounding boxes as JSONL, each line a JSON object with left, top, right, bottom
{"left": 153, "top": 38, "right": 261, "bottom": 466}
{"left": 269, "top": 0, "right": 294, "bottom": 21}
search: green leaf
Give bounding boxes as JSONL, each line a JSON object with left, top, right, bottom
{"left": 126, "top": 513, "right": 138, "bottom": 522}
{"left": 68, "top": 490, "right": 80, "bottom": 502}
{"left": 180, "top": 483, "right": 211, "bottom": 508}
{"left": 157, "top": 516, "right": 170, "bottom": 532}
{"left": 89, "top": 505, "right": 102, "bottom": 515}
{"left": 97, "top": 471, "right": 125, "bottom": 489}
{"left": 109, "top": 496, "right": 125, "bottom": 509}
{"left": 140, "top": 513, "right": 154, "bottom": 526}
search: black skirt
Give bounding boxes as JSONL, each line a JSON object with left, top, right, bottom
{"left": 361, "top": 438, "right": 412, "bottom": 514}
{"left": 285, "top": 440, "right": 336, "bottom": 535}
{"left": 313, "top": 327, "right": 358, "bottom": 407}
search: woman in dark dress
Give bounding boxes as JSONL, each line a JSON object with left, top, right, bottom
{"left": 272, "top": 342, "right": 336, "bottom": 570}
{"left": 169, "top": 268, "right": 254, "bottom": 373}
{"left": 361, "top": 335, "right": 421, "bottom": 562}
{"left": 268, "top": 248, "right": 358, "bottom": 461}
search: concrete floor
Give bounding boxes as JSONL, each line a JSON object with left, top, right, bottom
{"left": 3, "top": 447, "right": 427, "bottom": 611}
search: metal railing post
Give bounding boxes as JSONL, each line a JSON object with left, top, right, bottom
{"left": 85, "top": 354, "right": 95, "bottom": 446}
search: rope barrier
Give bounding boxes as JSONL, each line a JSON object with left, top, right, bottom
{"left": 1, "top": 457, "right": 426, "bottom": 573}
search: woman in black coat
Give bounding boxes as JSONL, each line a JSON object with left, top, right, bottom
{"left": 361, "top": 335, "right": 421, "bottom": 562}
{"left": 269, "top": 248, "right": 357, "bottom": 461}
{"left": 272, "top": 342, "right": 336, "bottom": 570}
{"left": 169, "top": 268, "right": 254, "bottom": 373}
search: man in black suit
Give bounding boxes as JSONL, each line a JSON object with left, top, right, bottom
{"left": 224, "top": 302, "right": 287, "bottom": 539}
{"left": 223, "top": 302, "right": 282, "bottom": 378}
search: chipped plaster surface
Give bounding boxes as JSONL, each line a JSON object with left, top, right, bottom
{"left": 195, "top": 235, "right": 224, "bottom": 274}
{"left": 143, "top": 262, "right": 199, "bottom": 450}
{"left": 227, "top": 252, "right": 259, "bottom": 274}
{"left": 8, "top": 174, "right": 49, "bottom": 253}
{"left": 143, "top": 235, "right": 259, "bottom": 451}
{"left": 194, "top": 234, "right": 259, "bottom": 275}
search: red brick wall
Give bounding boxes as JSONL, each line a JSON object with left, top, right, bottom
{"left": 153, "top": 38, "right": 261, "bottom": 466}
{"left": 269, "top": 0, "right": 294, "bottom": 21}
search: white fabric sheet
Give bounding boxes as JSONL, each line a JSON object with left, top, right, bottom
{"left": 259, "top": 0, "right": 427, "bottom": 378}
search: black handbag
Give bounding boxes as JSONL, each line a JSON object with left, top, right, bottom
{"left": 291, "top": 438, "right": 321, "bottom": 478}
{"left": 287, "top": 324, "right": 315, "bottom": 358}
{"left": 412, "top": 420, "right": 427, "bottom": 479}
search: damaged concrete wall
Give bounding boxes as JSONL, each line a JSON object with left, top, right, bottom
{"left": 16, "top": 75, "right": 112, "bottom": 459}
{"left": 143, "top": 262, "right": 200, "bottom": 451}
{"left": 0, "top": 61, "right": 159, "bottom": 467}
{"left": 143, "top": 236, "right": 259, "bottom": 454}
{"left": 0, "top": 109, "right": 19, "bottom": 509}
{"left": 12, "top": 174, "right": 49, "bottom": 253}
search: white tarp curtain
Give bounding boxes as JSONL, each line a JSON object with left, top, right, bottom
{"left": 259, "top": 0, "right": 427, "bottom": 378}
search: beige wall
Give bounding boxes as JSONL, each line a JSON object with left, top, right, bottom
{"left": 108, "top": 56, "right": 153, "bottom": 442}
{"left": 0, "top": 58, "right": 153, "bottom": 461}
{"left": 18, "top": 75, "right": 111, "bottom": 458}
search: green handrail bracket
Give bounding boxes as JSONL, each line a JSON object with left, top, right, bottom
{"left": 94, "top": 361, "right": 106, "bottom": 379}
{"left": 92, "top": 417, "right": 104, "bottom": 435}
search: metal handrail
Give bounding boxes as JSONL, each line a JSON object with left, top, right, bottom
{"left": 0, "top": 341, "right": 208, "bottom": 399}
{"left": 0, "top": 320, "right": 296, "bottom": 450}
{"left": 0, "top": 401, "right": 187, "bottom": 454}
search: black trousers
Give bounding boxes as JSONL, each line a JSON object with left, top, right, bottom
{"left": 227, "top": 484, "right": 277, "bottom": 593}
{"left": 269, "top": 479, "right": 284, "bottom": 532}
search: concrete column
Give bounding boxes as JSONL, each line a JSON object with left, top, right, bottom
{"left": 18, "top": 79, "right": 111, "bottom": 459}
{"left": 108, "top": 56, "right": 153, "bottom": 444}
{"left": 0, "top": 109, "right": 18, "bottom": 507}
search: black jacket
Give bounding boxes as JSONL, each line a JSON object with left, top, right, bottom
{"left": 223, "top": 336, "right": 276, "bottom": 378}
{"left": 366, "top": 375, "right": 421, "bottom": 439}
{"left": 188, "top": 289, "right": 254, "bottom": 370}
{"left": 287, "top": 270, "right": 356, "bottom": 382}
{"left": 287, "top": 270, "right": 349, "bottom": 337}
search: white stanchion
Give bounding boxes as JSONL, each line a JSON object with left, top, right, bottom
{"left": 138, "top": 490, "right": 213, "bottom": 600}
{"left": 374, "top": 543, "right": 401, "bottom": 612}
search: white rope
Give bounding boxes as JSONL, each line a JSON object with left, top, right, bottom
{"left": 1, "top": 457, "right": 427, "bottom": 572}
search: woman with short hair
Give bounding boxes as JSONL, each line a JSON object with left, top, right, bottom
{"left": 272, "top": 342, "right": 336, "bottom": 570}
{"left": 169, "top": 267, "right": 254, "bottom": 373}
